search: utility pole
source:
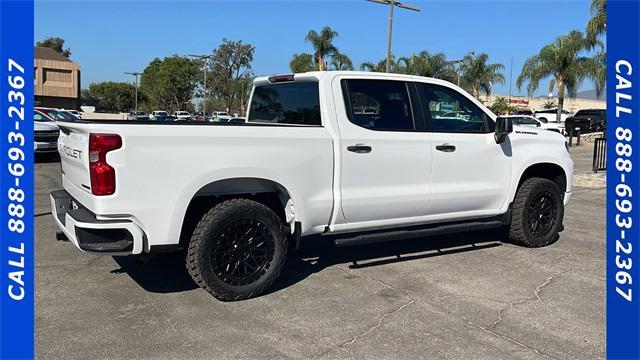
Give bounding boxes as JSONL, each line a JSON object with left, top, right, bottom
{"left": 366, "top": 0, "right": 420, "bottom": 73}
{"left": 124, "top": 72, "right": 142, "bottom": 112}
{"left": 508, "top": 57, "right": 513, "bottom": 102}
{"left": 188, "top": 54, "right": 213, "bottom": 117}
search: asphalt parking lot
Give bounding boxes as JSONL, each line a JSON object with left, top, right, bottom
{"left": 35, "top": 143, "right": 605, "bottom": 360}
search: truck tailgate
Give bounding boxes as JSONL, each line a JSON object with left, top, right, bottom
{"left": 57, "top": 122, "right": 92, "bottom": 193}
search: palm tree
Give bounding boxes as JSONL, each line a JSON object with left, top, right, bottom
{"left": 397, "top": 51, "right": 457, "bottom": 82}
{"left": 330, "top": 53, "right": 354, "bottom": 71}
{"left": 305, "top": 27, "right": 339, "bottom": 71}
{"left": 489, "top": 97, "right": 512, "bottom": 115}
{"left": 589, "top": 51, "right": 606, "bottom": 99}
{"left": 360, "top": 57, "right": 396, "bottom": 72}
{"left": 517, "top": 30, "right": 595, "bottom": 122}
{"left": 460, "top": 52, "right": 505, "bottom": 98}
{"left": 542, "top": 99, "right": 557, "bottom": 109}
{"left": 587, "top": 0, "right": 606, "bottom": 43}
{"left": 585, "top": 0, "right": 606, "bottom": 98}
{"left": 289, "top": 53, "right": 315, "bottom": 73}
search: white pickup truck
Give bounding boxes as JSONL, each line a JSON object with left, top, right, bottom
{"left": 51, "top": 71, "right": 573, "bottom": 301}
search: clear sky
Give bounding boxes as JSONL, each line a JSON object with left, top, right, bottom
{"left": 35, "top": 0, "right": 596, "bottom": 97}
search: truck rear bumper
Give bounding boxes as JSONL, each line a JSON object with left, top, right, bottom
{"left": 50, "top": 189, "right": 145, "bottom": 255}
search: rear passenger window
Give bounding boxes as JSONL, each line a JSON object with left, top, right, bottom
{"left": 248, "top": 81, "right": 321, "bottom": 126}
{"left": 418, "top": 84, "right": 493, "bottom": 133}
{"left": 342, "top": 79, "right": 415, "bottom": 131}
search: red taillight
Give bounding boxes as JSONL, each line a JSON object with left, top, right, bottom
{"left": 89, "top": 133, "right": 122, "bottom": 196}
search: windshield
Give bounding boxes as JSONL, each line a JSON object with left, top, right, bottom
{"left": 575, "top": 110, "right": 603, "bottom": 117}
{"left": 39, "top": 109, "right": 76, "bottom": 121}
{"left": 511, "top": 117, "right": 539, "bottom": 125}
{"left": 34, "top": 111, "right": 52, "bottom": 122}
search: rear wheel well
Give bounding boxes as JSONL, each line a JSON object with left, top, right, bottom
{"left": 518, "top": 163, "right": 567, "bottom": 193}
{"left": 178, "top": 178, "right": 293, "bottom": 248}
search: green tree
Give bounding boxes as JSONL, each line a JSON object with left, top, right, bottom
{"left": 36, "top": 36, "right": 71, "bottom": 57}
{"left": 140, "top": 55, "right": 200, "bottom": 113}
{"left": 460, "top": 52, "right": 505, "bottom": 98}
{"left": 589, "top": 51, "right": 606, "bottom": 99}
{"left": 517, "top": 30, "right": 596, "bottom": 122}
{"left": 305, "top": 27, "right": 339, "bottom": 71}
{"left": 587, "top": 0, "right": 606, "bottom": 43}
{"left": 360, "top": 57, "right": 397, "bottom": 72}
{"left": 542, "top": 99, "right": 557, "bottom": 109}
{"left": 489, "top": 97, "right": 513, "bottom": 115}
{"left": 290, "top": 53, "right": 315, "bottom": 73}
{"left": 206, "top": 39, "right": 255, "bottom": 113}
{"left": 397, "top": 51, "right": 457, "bottom": 82}
{"left": 82, "top": 82, "right": 137, "bottom": 113}
{"left": 330, "top": 53, "right": 354, "bottom": 71}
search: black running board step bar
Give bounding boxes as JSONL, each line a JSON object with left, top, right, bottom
{"left": 334, "top": 220, "right": 504, "bottom": 247}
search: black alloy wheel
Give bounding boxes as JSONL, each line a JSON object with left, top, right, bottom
{"left": 526, "top": 191, "right": 558, "bottom": 238}
{"left": 210, "top": 218, "right": 276, "bottom": 286}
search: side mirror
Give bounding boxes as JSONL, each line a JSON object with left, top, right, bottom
{"left": 494, "top": 117, "right": 513, "bottom": 143}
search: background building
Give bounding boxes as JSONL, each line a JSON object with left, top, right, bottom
{"left": 34, "top": 46, "right": 81, "bottom": 109}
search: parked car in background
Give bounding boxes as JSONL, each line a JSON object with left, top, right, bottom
{"left": 36, "top": 107, "right": 78, "bottom": 122}
{"left": 513, "top": 109, "right": 533, "bottom": 116}
{"left": 127, "top": 111, "right": 150, "bottom": 121}
{"left": 150, "top": 111, "right": 170, "bottom": 121}
{"left": 534, "top": 109, "right": 572, "bottom": 123}
{"left": 565, "top": 109, "right": 606, "bottom": 133}
{"left": 60, "top": 109, "right": 82, "bottom": 119}
{"left": 211, "top": 111, "right": 232, "bottom": 122}
{"left": 192, "top": 112, "right": 206, "bottom": 122}
{"left": 504, "top": 115, "right": 566, "bottom": 135}
{"left": 34, "top": 110, "right": 60, "bottom": 154}
{"left": 173, "top": 111, "right": 192, "bottom": 120}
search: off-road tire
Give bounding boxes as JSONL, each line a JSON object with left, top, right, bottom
{"left": 186, "top": 198, "right": 288, "bottom": 301}
{"left": 508, "top": 177, "right": 564, "bottom": 247}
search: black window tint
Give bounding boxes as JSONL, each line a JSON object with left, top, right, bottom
{"left": 248, "top": 81, "right": 321, "bottom": 125}
{"left": 342, "top": 79, "right": 415, "bottom": 131}
{"left": 419, "top": 84, "right": 492, "bottom": 133}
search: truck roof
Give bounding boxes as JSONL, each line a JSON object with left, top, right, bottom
{"left": 253, "top": 71, "right": 458, "bottom": 88}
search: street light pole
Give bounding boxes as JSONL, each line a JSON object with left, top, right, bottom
{"left": 447, "top": 52, "right": 473, "bottom": 87}
{"left": 446, "top": 59, "right": 463, "bottom": 87}
{"left": 386, "top": 1, "right": 395, "bottom": 73}
{"left": 366, "top": 0, "right": 420, "bottom": 73}
{"left": 508, "top": 57, "right": 513, "bottom": 102}
{"left": 188, "top": 54, "right": 213, "bottom": 117}
{"left": 124, "top": 72, "right": 142, "bottom": 112}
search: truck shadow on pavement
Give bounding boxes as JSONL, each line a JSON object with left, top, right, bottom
{"left": 111, "top": 229, "right": 504, "bottom": 296}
